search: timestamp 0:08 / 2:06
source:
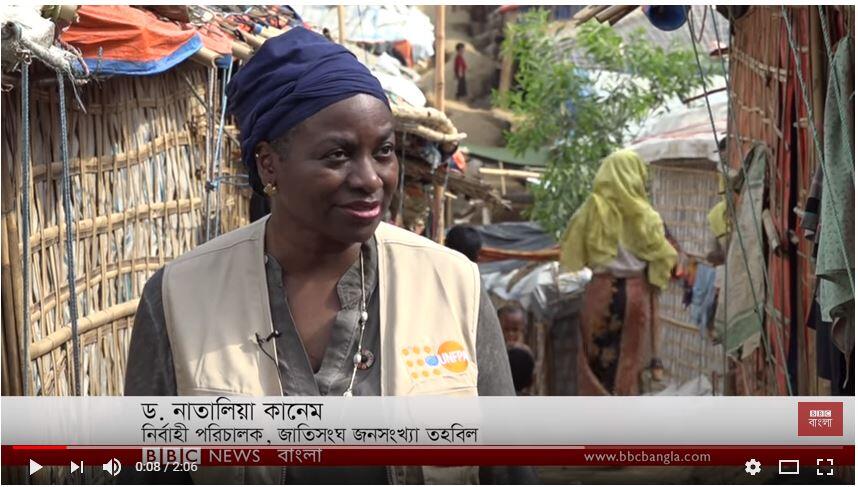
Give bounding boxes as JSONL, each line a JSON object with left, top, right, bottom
{"left": 134, "top": 461, "right": 199, "bottom": 472}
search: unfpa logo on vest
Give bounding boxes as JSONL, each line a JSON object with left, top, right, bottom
{"left": 402, "top": 341, "right": 469, "bottom": 379}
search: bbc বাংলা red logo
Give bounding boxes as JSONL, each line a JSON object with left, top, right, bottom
{"left": 402, "top": 341, "right": 470, "bottom": 380}
{"left": 797, "top": 402, "right": 843, "bottom": 436}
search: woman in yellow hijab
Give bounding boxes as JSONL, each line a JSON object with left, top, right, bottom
{"left": 560, "top": 149, "right": 677, "bottom": 395}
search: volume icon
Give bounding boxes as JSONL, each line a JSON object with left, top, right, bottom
{"left": 102, "top": 458, "right": 121, "bottom": 476}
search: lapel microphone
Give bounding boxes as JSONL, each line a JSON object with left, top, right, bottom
{"left": 255, "top": 330, "right": 282, "bottom": 344}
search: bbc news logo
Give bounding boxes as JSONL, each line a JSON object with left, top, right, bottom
{"left": 797, "top": 402, "right": 843, "bottom": 437}
{"left": 142, "top": 448, "right": 202, "bottom": 465}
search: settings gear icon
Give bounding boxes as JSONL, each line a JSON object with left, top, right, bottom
{"left": 744, "top": 458, "right": 762, "bottom": 476}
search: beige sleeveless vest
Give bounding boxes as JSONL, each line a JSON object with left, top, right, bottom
{"left": 161, "top": 216, "right": 480, "bottom": 483}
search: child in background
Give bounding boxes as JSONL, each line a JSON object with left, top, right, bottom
{"left": 454, "top": 42, "right": 467, "bottom": 100}
{"left": 497, "top": 303, "right": 526, "bottom": 348}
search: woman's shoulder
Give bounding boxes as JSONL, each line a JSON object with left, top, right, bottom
{"left": 170, "top": 218, "right": 268, "bottom": 268}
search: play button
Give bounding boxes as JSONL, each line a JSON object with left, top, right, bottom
{"left": 29, "top": 459, "right": 42, "bottom": 475}
{"left": 70, "top": 461, "right": 80, "bottom": 473}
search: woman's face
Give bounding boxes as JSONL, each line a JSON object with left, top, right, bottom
{"left": 259, "top": 94, "right": 398, "bottom": 246}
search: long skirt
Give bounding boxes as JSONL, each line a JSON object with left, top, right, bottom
{"left": 577, "top": 274, "right": 658, "bottom": 396}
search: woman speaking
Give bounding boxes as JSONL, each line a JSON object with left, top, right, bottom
{"left": 124, "top": 27, "right": 531, "bottom": 484}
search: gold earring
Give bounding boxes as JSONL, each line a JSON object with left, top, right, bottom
{"left": 263, "top": 182, "right": 278, "bottom": 197}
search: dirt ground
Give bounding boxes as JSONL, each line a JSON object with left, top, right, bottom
{"left": 418, "top": 6, "right": 509, "bottom": 147}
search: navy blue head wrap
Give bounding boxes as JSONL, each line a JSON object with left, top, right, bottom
{"left": 226, "top": 27, "right": 390, "bottom": 193}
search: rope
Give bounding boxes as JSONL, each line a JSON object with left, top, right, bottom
{"left": 695, "top": 5, "right": 708, "bottom": 44}
{"left": 212, "top": 60, "right": 234, "bottom": 239}
{"left": 781, "top": 6, "right": 855, "bottom": 295}
{"left": 204, "top": 67, "right": 217, "bottom": 242}
{"left": 708, "top": 6, "right": 794, "bottom": 395}
{"left": 57, "top": 71, "right": 82, "bottom": 397}
{"left": 817, "top": 6, "right": 855, "bottom": 172}
{"left": 687, "top": 9, "right": 783, "bottom": 394}
{"left": 709, "top": 5, "right": 793, "bottom": 396}
{"left": 20, "top": 57, "right": 32, "bottom": 396}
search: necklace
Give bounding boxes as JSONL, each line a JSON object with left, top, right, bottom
{"left": 342, "top": 251, "right": 369, "bottom": 396}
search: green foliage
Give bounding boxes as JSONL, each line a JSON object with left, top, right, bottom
{"left": 494, "top": 10, "right": 713, "bottom": 237}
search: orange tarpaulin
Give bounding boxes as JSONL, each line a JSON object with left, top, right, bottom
{"left": 392, "top": 39, "right": 413, "bottom": 68}
{"left": 61, "top": 5, "right": 202, "bottom": 75}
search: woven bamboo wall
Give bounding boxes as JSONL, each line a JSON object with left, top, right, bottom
{"left": 650, "top": 163, "right": 720, "bottom": 258}
{"left": 725, "top": 6, "right": 787, "bottom": 396}
{"left": 728, "top": 6, "right": 854, "bottom": 395}
{"left": 1, "top": 63, "right": 250, "bottom": 396}
{"left": 659, "top": 279, "right": 726, "bottom": 388}
{"left": 649, "top": 162, "right": 725, "bottom": 388}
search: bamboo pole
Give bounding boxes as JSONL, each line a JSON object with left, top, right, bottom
{"left": 433, "top": 183, "right": 446, "bottom": 244}
{"left": 337, "top": 5, "right": 346, "bottom": 44}
{"left": 2, "top": 214, "right": 24, "bottom": 395}
{"left": 498, "top": 161, "right": 507, "bottom": 195}
{"left": 31, "top": 131, "right": 192, "bottom": 179}
{"left": 29, "top": 299, "right": 139, "bottom": 360}
{"left": 30, "top": 260, "right": 162, "bottom": 323}
{"left": 574, "top": 5, "right": 607, "bottom": 25}
{"left": 191, "top": 47, "right": 221, "bottom": 68}
{"left": 435, "top": 5, "right": 446, "bottom": 113}
{"left": 241, "top": 32, "right": 266, "bottom": 49}
{"left": 258, "top": 26, "right": 285, "bottom": 39}
{"left": 29, "top": 198, "right": 202, "bottom": 249}
{"left": 498, "top": 11, "right": 517, "bottom": 95}
{"left": 445, "top": 194, "right": 454, "bottom": 229}
{"left": 432, "top": 5, "right": 446, "bottom": 243}
{"left": 479, "top": 167, "right": 544, "bottom": 179}
{"left": 231, "top": 41, "right": 253, "bottom": 62}
{"left": 1, "top": 150, "right": 24, "bottom": 395}
{"left": 595, "top": 5, "right": 630, "bottom": 23}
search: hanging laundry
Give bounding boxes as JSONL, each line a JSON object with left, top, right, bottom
{"left": 681, "top": 256, "right": 698, "bottom": 308}
{"left": 690, "top": 263, "right": 717, "bottom": 337}
{"left": 715, "top": 144, "right": 767, "bottom": 358}
{"left": 815, "top": 36, "right": 855, "bottom": 394}
{"left": 816, "top": 36, "right": 855, "bottom": 322}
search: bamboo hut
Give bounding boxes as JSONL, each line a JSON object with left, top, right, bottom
{"left": 629, "top": 96, "right": 728, "bottom": 389}
{"left": 1, "top": 5, "right": 495, "bottom": 398}
{"left": 727, "top": 6, "right": 854, "bottom": 396}
{"left": 569, "top": 4, "right": 854, "bottom": 398}
{"left": 1, "top": 57, "right": 249, "bottom": 397}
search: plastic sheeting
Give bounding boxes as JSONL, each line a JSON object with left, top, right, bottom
{"left": 474, "top": 221, "right": 590, "bottom": 319}
{"left": 629, "top": 91, "right": 728, "bottom": 165}
{"left": 482, "top": 262, "right": 591, "bottom": 320}
{"left": 369, "top": 52, "right": 426, "bottom": 107}
{"left": 295, "top": 5, "right": 435, "bottom": 63}
{"left": 61, "top": 6, "right": 203, "bottom": 76}
{"left": 1, "top": 5, "right": 81, "bottom": 74}
{"left": 477, "top": 221, "right": 557, "bottom": 275}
